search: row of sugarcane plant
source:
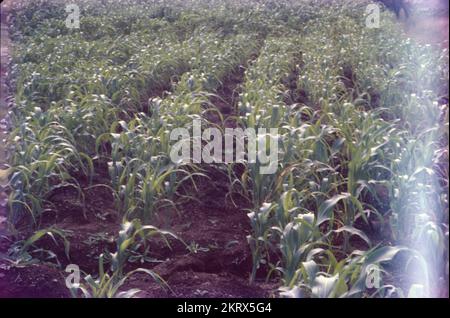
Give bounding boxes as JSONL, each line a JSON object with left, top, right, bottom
{"left": 234, "top": 4, "right": 448, "bottom": 297}
{"left": 4, "top": 0, "right": 266, "bottom": 297}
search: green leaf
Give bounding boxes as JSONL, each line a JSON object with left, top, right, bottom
{"left": 364, "top": 246, "right": 410, "bottom": 265}
{"left": 317, "top": 193, "right": 350, "bottom": 226}
{"left": 312, "top": 274, "right": 338, "bottom": 298}
{"left": 301, "top": 260, "right": 318, "bottom": 284}
{"left": 333, "top": 226, "right": 371, "bottom": 247}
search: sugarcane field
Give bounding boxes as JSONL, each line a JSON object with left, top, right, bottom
{"left": 0, "top": 0, "right": 448, "bottom": 301}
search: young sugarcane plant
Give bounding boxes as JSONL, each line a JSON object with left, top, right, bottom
{"left": 70, "top": 219, "right": 182, "bottom": 298}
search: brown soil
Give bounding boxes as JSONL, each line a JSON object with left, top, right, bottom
{"left": 0, "top": 165, "right": 119, "bottom": 298}
{"left": 122, "top": 166, "right": 278, "bottom": 297}
{"left": 0, "top": 263, "right": 70, "bottom": 298}
{"left": 127, "top": 271, "right": 275, "bottom": 298}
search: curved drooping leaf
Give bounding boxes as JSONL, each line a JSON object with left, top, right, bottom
{"left": 332, "top": 225, "right": 371, "bottom": 247}
{"left": 317, "top": 193, "right": 350, "bottom": 226}
{"left": 364, "top": 246, "right": 410, "bottom": 265}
